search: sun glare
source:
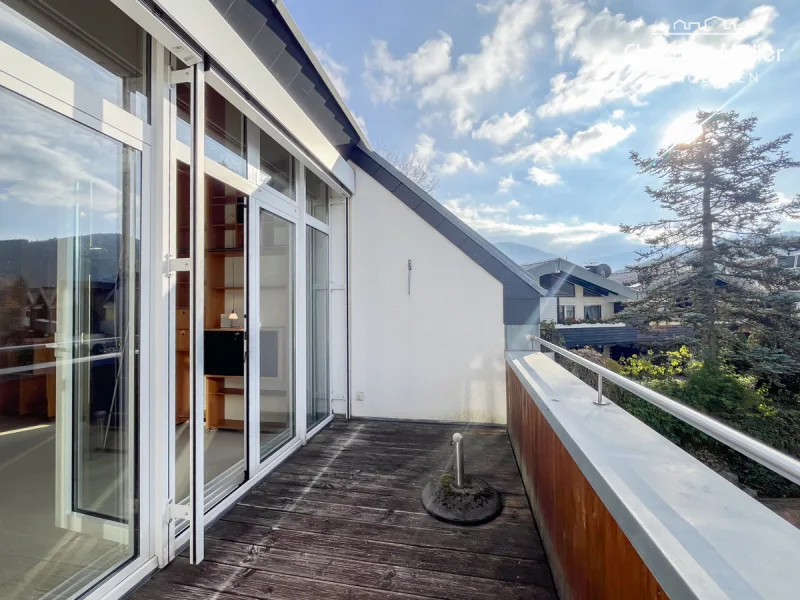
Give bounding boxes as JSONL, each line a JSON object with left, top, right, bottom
{"left": 662, "top": 113, "right": 703, "bottom": 148}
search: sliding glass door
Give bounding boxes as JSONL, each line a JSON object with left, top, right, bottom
{"left": 255, "top": 206, "right": 296, "bottom": 461}
{"left": 0, "top": 0, "right": 148, "bottom": 595}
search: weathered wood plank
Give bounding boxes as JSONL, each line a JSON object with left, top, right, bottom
{"left": 159, "top": 558, "right": 424, "bottom": 599}
{"left": 221, "top": 505, "right": 537, "bottom": 559}
{"left": 239, "top": 490, "right": 536, "bottom": 535}
{"left": 129, "top": 581, "right": 241, "bottom": 599}
{"left": 198, "top": 537, "right": 556, "bottom": 600}
{"left": 207, "top": 519, "right": 551, "bottom": 584}
{"left": 262, "top": 468, "right": 527, "bottom": 497}
{"left": 248, "top": 481, "right": 531, "bottom": 511}
{"left": 270, "top": 459, "right": 526, "bottom": 491}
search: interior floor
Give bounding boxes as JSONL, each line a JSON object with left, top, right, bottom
{"left": 0, "top": 422, "right": 132, "bottom": 599}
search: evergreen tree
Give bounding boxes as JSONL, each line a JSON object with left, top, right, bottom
{"left": 619, "top": 110, "right": 800, "bottom": 371}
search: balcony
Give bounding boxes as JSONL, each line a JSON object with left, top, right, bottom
{"left": 133, "top": 419, "right": 557, "bottom": 599}
{"left": 132, "top": 347, "right": 800, "bottom": 600}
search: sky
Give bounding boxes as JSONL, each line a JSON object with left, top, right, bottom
{"left": 287, "top": 0, "right": 800, "bottom": 263}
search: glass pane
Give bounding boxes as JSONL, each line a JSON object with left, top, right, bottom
{"left": 205, "top": 85, "right": 246, "bottom": 178}
{"left": 258, "top": 210, "right": 295, "bottom": 461}
{"left": 306, "top": 227, "right": 329, "bottom": 429}
{"left": 259, "top": 131, "right": 294, "bottom": 199}
{"left": 0, "top": 87, "right": 139, "bottom": 597}
{"left": 0, "top": 0, "right": 149, "bottom": 120}
{"left": 305, "top": 168, "right": 329, "bottom": 224}
{"left": 203, "top": 176, "right": 247, "bottom": 509}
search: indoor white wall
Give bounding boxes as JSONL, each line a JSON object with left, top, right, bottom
{"left": 349, "top": 166, "right": 507, "bottom": 424}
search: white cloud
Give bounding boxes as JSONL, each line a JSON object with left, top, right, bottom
{"left": 414, "top": 133, "right": 437, "bottom": 164}
{"left": 550, "top": 0, "right": 588, "bottom": 56}
{"left": 472, "top": 109, "right": 532, "bottom": 145}
{"left": 538, "top": 4, "right": 780, "bottom": 117}
{"left": 365, "top": 0, "right": 541, "bottom": 133}
{"left": 528, "top": 166, "right": 562, "bottom": 186}
{"left": 439, "top": 151, "right": 485, "bottom": 176}
{"left": 364, "top": 35, "right": 453, "bottom": 103}
{"left": 313, "top": 46, "right": 350, "bottom": 101}
{"left": 497, "top": 173, "right": 516, "bottom": 193}
{"left": 497, "top": 120, "right": 635, "bottom": 164}
{"left": 444, "top": 197, "right": 619, "bottom": 245}
{"left": 354, "top": 113, "right": 368, "bottom": 137}
{"left": 611, "top": 109, "right": 625, "bottom": 120}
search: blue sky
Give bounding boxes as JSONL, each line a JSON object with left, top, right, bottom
{"left": 288, "top": 0, "right": 800, "bottom": 262}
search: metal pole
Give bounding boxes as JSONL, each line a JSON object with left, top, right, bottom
{"left": 595, "top": 374, "right": 608, "bottom": 405}
{"left": 453, "top": 432, "right": 464, "bottom": 488}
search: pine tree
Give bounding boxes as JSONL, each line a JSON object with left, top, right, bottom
{"left": 619, "top": 110, "right": 800, "bottom": 371}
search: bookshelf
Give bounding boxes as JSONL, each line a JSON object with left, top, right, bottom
{"left": 204, "top": 183, "right": 246, "bottom": 431}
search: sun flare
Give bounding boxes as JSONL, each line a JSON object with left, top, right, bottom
{"left": 662, "top": 113, "right": 703, "bottom": 148}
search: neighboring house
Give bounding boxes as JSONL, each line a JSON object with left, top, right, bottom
{"left": 523, "top": 258, "right": 639, "bottom": 323}
{"left": 523, "top": 258, "right": 690, "bottom": 352}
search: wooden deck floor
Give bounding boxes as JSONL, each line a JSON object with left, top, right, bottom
{"left": 133, "top": 419, "right": 556, "bottom": 600}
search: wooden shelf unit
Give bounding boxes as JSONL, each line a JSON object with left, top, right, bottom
{"left": 204, "top": 188, "right": 246, "bottom": 431}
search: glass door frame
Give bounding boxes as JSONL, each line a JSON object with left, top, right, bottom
{"left": 248, "top": 180, "right": 302, "bottom": 476}
{"left": 0, "top": 29, "right": 154, "bottom": 600}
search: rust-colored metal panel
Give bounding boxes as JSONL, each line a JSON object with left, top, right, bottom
{"left": 506, "top": 364, "right": 668, "bottom": 600}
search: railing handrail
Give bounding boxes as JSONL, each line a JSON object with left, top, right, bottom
{"left": 528, "top": 334, "right": 800, "bottom": 488}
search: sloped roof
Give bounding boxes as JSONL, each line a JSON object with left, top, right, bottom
{"left": 350, "top": 143, "right": 545, "bottom": 325}
{"left": 524, "top": 258, "right": 640, "bottom": 300}
{"left": 608, "top": 270, "right": 639, "bottom": 286}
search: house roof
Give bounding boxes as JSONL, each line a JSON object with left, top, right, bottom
{"left": 350, "top": 143, "right": 546, "bottom": 325}
{"left": 608, "top": 270, "right": 640, "bottom": 286}
{"left": 524, "top": 258, "right": 640, "bottom": 300}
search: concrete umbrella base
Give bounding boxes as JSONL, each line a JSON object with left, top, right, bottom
{"left": 421, "top": 473, "right": 503, "bottom": 525}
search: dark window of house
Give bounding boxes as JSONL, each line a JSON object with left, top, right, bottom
{"left": 540, "top": 274, "right": 574, "bottom": 297}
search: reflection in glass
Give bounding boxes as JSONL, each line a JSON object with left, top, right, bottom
{"left": 260, "top": 131, "right": 294, "bottom": 199}
{"left": 0, "top": 88, "right": 139, "bottom": 597}
{"left": 205, "top": 86, "right": 246, "bottom": 177}
{"left": 176, "top": 84, "right": 248, "bottom": 177}
{"left": 258, "top": 210, "right": 295, "bottom": 460}
{"left": 305, "top": 168, "right": 330, "bottom": 223}
{"left": 307, "top": 227, "right": 329, "bottom": 429}
{"left": 0, "top": 0, "right": 149, "bottom": 120}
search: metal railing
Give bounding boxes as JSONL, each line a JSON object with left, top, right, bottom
{"left": 528, "top": 334, "right": 800, "bottom": 487}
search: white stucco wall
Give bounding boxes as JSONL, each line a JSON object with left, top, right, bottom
{"left": 349, "top": 165, "right": 507, "bottom": 424}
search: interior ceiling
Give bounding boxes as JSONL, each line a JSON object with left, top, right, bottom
{"left": 209, "top": 0, "right": 359, "bottom": 155}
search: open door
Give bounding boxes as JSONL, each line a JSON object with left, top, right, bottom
{"left": 188, "top": 63, "right": 206, "bottom": 564}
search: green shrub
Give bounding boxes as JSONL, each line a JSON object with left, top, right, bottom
{"left": 557, "top": 346, "right": 800, "bottom": 497}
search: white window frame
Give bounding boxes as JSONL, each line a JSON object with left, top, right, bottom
{"left": 561, "top": 304, "right": 576, "bottom": 320}
{"left": 584, "top": 304, "right": 603, "bottom": 320}
{"left": 0, "top": 28, "right": 154, "bottom": 600}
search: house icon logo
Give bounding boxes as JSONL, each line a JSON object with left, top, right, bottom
{"left": 665, "top": 16, "right": 737, "bottom": 36}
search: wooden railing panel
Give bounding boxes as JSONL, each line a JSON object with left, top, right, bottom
{"left": 506, "top": 364, "right": 667, "bottom": 600}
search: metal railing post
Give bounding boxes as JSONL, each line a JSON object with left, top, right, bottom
{"left": 595, "top": 374, "right": 608, "bottom": 405}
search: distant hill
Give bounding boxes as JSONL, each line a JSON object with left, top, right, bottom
{"left": 583, "top": 250, "right": 644, "bottom": 271}
{"left": 494, "top": 242, "right": 554, "bottom": 265}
